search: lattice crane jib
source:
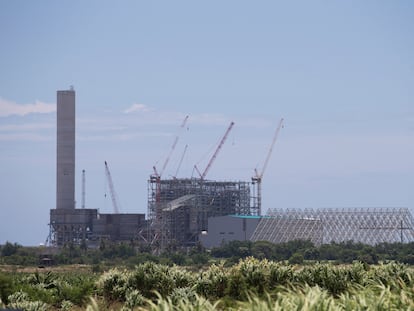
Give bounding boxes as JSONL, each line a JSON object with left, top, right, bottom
{"left": 195, "top": 121, "right": 235, "bottom": 180}
{"left": 104, "top": 161, "right": 121, "bottom": 214}
{"left": 153, "top": 115, "right": 189, "bottom": 179}
{"left": 252, "top": 118, "right": 284, "bottom": 215}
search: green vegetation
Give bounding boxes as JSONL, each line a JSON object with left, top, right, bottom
{"left": 1, "top": 259, "right": 414, "bottom": 310}
{"left": 2, "top": 239, "right": 414, "bottom": 268}
{"left": 2, "top": 240, "right": 414, "bottom": 309}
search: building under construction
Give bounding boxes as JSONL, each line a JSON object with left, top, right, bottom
{"left": 147, "top": 177, "right": 259, "bottom": 247}
{"left": 145, "top": 118, "right": 284, "bottom": 248}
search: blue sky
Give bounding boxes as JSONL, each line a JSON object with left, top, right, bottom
{"left": 0, "top": 1, "right": 413, "bottom": 246}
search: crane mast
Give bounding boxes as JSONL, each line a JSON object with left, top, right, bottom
{"left": 252, "top": 118, "right": 284, "bottom": 215}
{"left": 195, "top": 121, "right": 235, "bottom": 180}
{"left": 104, "top": 161, "right": 120, "bottom": 214}
{"left": 81, "top": 169, "right": 85, "bottom": 209}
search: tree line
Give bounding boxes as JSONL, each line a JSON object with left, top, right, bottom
{"left": 2, "top": 239, "right": 414, "bottom": 267}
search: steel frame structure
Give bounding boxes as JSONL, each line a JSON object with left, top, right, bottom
{"left": 251, "top": 207, "right": 414, "bottom": 246}
{"left": 148, "top": 177, "right": 258, "bottom": 247}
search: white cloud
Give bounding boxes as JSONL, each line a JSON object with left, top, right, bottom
{"left": 0, "top": 133, "right": 52, "bottom": 141}
{"left": 0, "top": 123, "right": 54, "bottom": 132}
{"left": 77, "top": 131, "right": 172, "bottom": 142}
{"left": 123, "top": 103, "right": 151, "bottom": 114}
{"left": 0, "top": 97, "right": 55, "bottom": 117}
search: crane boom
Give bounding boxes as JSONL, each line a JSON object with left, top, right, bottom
{"left": 252, "top": 117, "right": 284, "bottom": 216}
{"left": 104, "top": 161, "right": 120, "bottom": 214}
{"left": 174, "top": 144, "right": 188, "bottom": 179}
{"left": 158, "top": 115, "right": 189, "bottom": 178}
{"left": 199, "top": 121, "right": 234, "bottom": 180}
{"left": 257, "top": 118, "right": 284, "bottom": 179}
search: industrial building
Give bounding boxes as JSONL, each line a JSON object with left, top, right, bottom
{"left": 199, "top": 215, "right": 260, "bottom": 248}
{"left": 147, "top": 177, "right": 259, "bottom": 248}
{"left": 49, "top": 88, "right": 146, "bottom": 247}
{"left": 199, "top": 207, "right": 414, "bottom": 247}
{"left": 48, "top": 88, "right": 414, "bottom": 249}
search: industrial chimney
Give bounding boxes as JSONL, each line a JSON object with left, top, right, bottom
{"left": 56, "top": 88, "right": 76, "bottom": 209}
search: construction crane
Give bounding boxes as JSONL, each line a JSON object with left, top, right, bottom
{"left": 104, "top": 161, "right": 121, "bottom": 214}
{"left": 195, "top": 121, "right": 235, "bottom": 180}
{"left": 153, "top": 115, "right": 189, "bottom": 178}
{"left": 81, "top": 169, "right": 86, "bottom": 209}
{"left": 252, "top": 118, "right": 284, "bottom": 215}
{"left": 173, "top": 144, "right": 188, "bottom": 179}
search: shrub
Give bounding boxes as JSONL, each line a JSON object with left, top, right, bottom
{"left": 125, "top": 262, "right": 194, "bottom": 299}
{"left": 288, "top": 252, "right": 304, "bottom": 265}
{"left": 170, "top": 287, "right": 197, "bottom": 305}
{"left": 195, "top": 263, "right": 228, "bottom": 299}
{"left": 0, "top": 273, "right": 14, "bottom": 304}
{"left": 124, "top": 289, "right": 144, "bottom": 309}
{"left": 7, "top": 290, "right": 49, "bottom": 311}
{"left": 97, "top": 268, "right": 129, "bottom": 301}
{"left": 268, "top": 261, "right": 293, "bottom": 289}
{"left": 236, "top": 257, "right": 268, "bottom": 295}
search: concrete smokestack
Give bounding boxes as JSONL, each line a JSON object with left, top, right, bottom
{"left": 56, "top": 88, "right": 75, "bottom": 209}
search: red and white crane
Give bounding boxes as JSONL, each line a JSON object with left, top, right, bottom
{"left": 195, "top": 121, "right": 235, "bottom": 180}
{"left": 252, "top": 118, "right": 284, "bottom": 215}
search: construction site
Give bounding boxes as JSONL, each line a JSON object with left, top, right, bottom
{"left": 48, "top": 88, "right": 414, "bottom": 249}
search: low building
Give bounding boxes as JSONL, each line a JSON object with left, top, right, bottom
{"left": 199, "top": 215, "right": 260, "bottom": 248}
{"left": 49, "top": 208, "right": 146, "bottom": 246}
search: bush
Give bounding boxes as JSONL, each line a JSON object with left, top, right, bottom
{"left": 97, "top": 268, "right": 129, "bottom": 301}
{"left": 7, "top": 290, "right": 48, "bottom": 311}
{"left": 288, "top": 252, "right": 304, "bottom": 265}
{"left": 195, "top": 263, "right": 228, "bottom": 299}
{"left": 124, "top": 289, "right": 144, "bottom": 309}
{"left": 268, "top": 261, "right": 293, "bottom": 289}
{"left": 0, "top": 273, "right": 14, "bottom": 304}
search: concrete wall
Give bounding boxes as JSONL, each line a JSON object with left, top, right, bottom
{"left": 199, "top": 215, "right": 260, "bottom": 248}
{"left": 56, "top": 89, "right": 76, "bottom": 210}
{"left": 93, "top": 213, "right": 146, "bottom": 241}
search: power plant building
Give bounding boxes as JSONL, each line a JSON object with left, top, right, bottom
{"left": 48, "top": 88, "right": 414, "bottom": 249}
{"left": 49, "top": 88, "right": 145, "bottom": 247}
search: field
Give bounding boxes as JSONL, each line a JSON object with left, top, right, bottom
{"left": 1, "top": 258, "right": 414, "bottom": 310}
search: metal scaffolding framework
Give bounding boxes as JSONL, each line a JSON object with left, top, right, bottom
{"left": 251, "top": 207, "right": 414, "bottom": 246}
{"left": 148, "top": 177, "right": 258, "bottom": 247}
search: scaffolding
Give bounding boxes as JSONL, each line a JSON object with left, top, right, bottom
{"left": 148, "top": 177, "right": 258, "bottom": 247}
{"left": 251, "top": 207, "right": 414, "bottom": 246}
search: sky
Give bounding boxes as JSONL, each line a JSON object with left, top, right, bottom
{"left": 0, "top": 1, "right": 413, "bottom": 246}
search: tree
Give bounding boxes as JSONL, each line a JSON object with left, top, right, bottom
{"left": 251, "top": 241, "right": 274, "bottom": 259}
{"left": 288, "top": 252, "right": 304, "bottom": 265}
{"left": 1, "top": 242, "right": 20, "bottom": 256}
{"left": 304, "top": 247, "right": 320, "bottom": 260}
